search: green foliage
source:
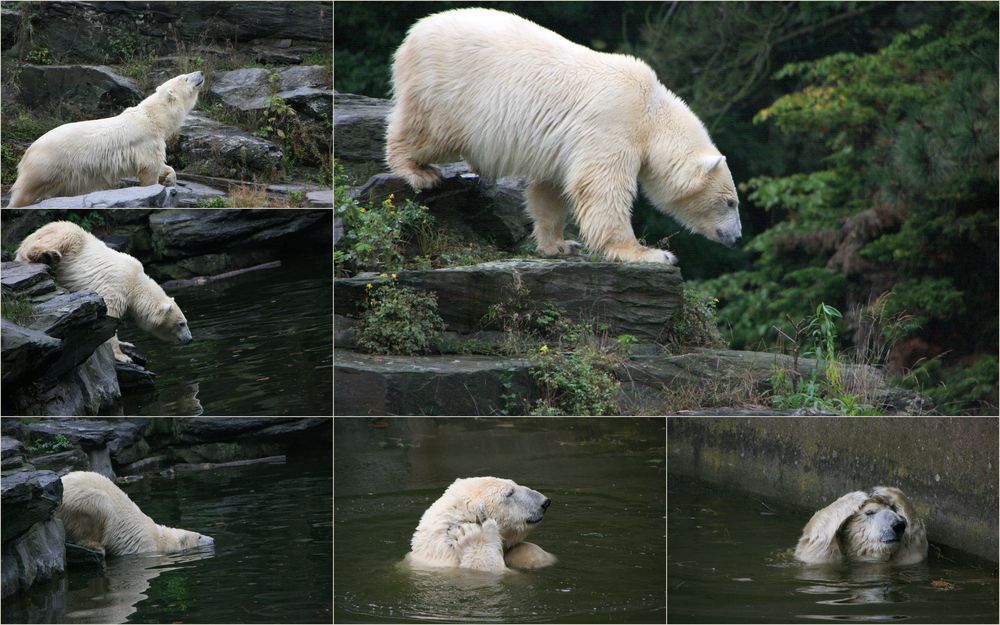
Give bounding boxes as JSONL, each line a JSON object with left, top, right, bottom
{"left": 25, "top": 434, "right": 72, "bottom": 456}
{"left": 902, "top": 355, "right": 998, "bottom": 415}
{"left": 196, "top": 196, "right": 227, "bottom": 208}
{"left": 334, "top": 163, "right": 431, "bottom": 276}
{"left": 662, "top": 284, "right": 726, "bottom": 350}
{"left": 770, "top": 304, "right": 880, "bottom": 415}
{"left": 66, "top": 212, "right": 107, "bottom": 232}
{"left": 707, "top": 5, "right": 997, "bottom": 413}
{"left": 26, "top": 46, "right": 53, "bottom": 64}
{"left": 699, "top": 267, "right": 846, "bottom": 349}
{"left": 530, "top": 350, "right": 619, "bottom": 416}
{"left": 1, "top": 296, "right": 35, "bottom": 325}
{"left": 356, "top": 278, "right": 445, "bottom": 355}
{"left": 880, "top": 278, "right": 965, "bottom": 338}
{"left": 1, "top": 143, "right": 20, "bottom": 185}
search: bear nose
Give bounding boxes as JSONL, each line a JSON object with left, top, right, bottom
{"left": 541, "top": 498, "right": 551, "bottom": 510}
{"left": 891, "top": 518, "right": 906, "bottom": 537}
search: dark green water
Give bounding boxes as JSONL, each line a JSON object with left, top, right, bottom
{"left": 334, "top": 418, "right": 666, "bottom": 623}
{"left": 121, "top": 259, "right": 332, "bottom": 416}
{"left": 668, "top": 474, "right": 998, "bottom": 623}
{"left": 3, "top": 457, "right": 333, "bottom": 624}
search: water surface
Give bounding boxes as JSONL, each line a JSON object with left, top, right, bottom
{"left": 121, "top": 259, "right": 332, "bottom": 416}
{"left": 3, "top": 456, "right": 333, "bottom": 623}
{"left": 334, "top": 418, "right": 666, "bottom": 623}
{"left": 668, "top": 474, "right": 998, "bottom": 623}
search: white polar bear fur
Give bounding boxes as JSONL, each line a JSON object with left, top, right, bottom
{"left": 406, "top": 476, "right": 556, "bottom": 573}
{"left": 795, "top": 486, "right": 928, "bottom": 565}
{"left": 7, "top": 71, "right": 204, "bottom": 207}
{"left": 386, "top": 8, "right": 741, "bottom": 264}
{"left": 55, "top": 471, "right": 213, "bottom": 556}
{"left": 15, "top": 220, "right": 192, "bottom": 362}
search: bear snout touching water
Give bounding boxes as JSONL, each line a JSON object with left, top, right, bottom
{"left": 795, "top": 486, "right": 927, "bottom": 565}
{"left": 56, "top": 471, "right": 213, "bottom": 556}
{"left": 15, "top": 221, "right": 192, "bottom": 363}
{"left": 406, "top": 477, "right": 556, "bottom": 573}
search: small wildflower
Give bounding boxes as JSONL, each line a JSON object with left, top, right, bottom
{"left": 539, "top": 344, "right": 549, "bottom": 354}
{"left": 391, "top": 273, "right": 398, "bottom": 280}
{"left": 388, "top": 193, "right": 395, "bottom": 202}
{"left": 359, "top": 207, "right": 366, "bottom": 213}
{"left": 365, "top": 283, "right": 373, "bottom": 290}
{"left": 380, "top": 273, "right": 388, "bottom": 278}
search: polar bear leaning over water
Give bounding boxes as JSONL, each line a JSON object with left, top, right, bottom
{"left": 795, "top": 486, "right": 927, "bottom": 565}
{"left": 405, "top": 477, "right": 556, "bottom": 573}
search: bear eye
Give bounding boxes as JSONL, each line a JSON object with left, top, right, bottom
{"left": 726, "top": 198, "right": 737, "bottom": 210}
{"left": 890, "top": 505, "right": 898, "bottom": 512}
{"left": 506, "top": 489, "right": 514, "bottom": 498}
{"left": 864, "top": 509, "right": 876, "bottom": 516}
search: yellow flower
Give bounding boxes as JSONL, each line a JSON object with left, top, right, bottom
{"left": 539, "top": 344, "right": 549, "bottom": 354}
{"left": 365, "top": 283, "right": 373, "bottom": 290}
{"left": 391, "top": 273, "right": 398, "bottom": 280}
{"left": 388, "top": 193, "right": 395, "bottom": 201}
{"left": 359, "top": 207, "right": 366, "bottom": 213}
{"left": 380, "top": 273, "right": 388, "bottom": 278}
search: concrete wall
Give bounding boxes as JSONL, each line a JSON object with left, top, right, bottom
{"left": 668, "top": 417, "right": 998, "bottom": 562}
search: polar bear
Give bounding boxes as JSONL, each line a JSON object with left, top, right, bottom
{"left": 7, "top": 71, "right": 204, "bottom": 207}
{"left": 15, "top": 221, "right": 192, "bottom": 363}
{"left": 405, "top": 477, "right": 556, "bottom": 573}
{"left": 55, "top": 471, "right": 213, "bottom": 556}
{"left": 795, "top": 486, "right": 928, "bottom": 565}
{"left": 386, "top": 8, "right": 740, "bottom": 264}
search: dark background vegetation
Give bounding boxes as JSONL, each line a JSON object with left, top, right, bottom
{"left": 334, "top": 1, "right": 998, "bottom": 414}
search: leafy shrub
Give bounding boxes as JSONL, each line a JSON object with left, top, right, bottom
{"left": 662, "top": 283, "right": 726, "bottom": 349}
{"left": 334, "top": 163, "right": 431, "bottom": 276}
{"left": 530, "top": 350, "right": 620, "bottom": 416}
{"left": 356, "top": 278, "right": 444, "bottom": 355}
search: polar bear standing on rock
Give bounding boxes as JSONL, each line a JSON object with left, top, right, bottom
{"left": 406, "top": 477, "right": 556, "bottom": 573}
{"left": 387, "top": 8, "right": 741, "bottom": 264}
{"left": 56, "top": 471, "right": 213, "bottom": 556}
{"left": 16, "top": 221, "right": 192, "bottom": 363}
{"left": 795, "top": 486, "right": 928, "bottom": 565}
{"left": 7, "top": 71, "right": 204, "bottom": 207}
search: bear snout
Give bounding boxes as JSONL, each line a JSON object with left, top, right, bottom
{"left": 541, "top": 498, "right": 551, "bottom": 510}
{"left": 717, "top": 228, "right": 741, "bottom": 247}
{"left": 891, "top": 517, "right": 906, "bottom": 538}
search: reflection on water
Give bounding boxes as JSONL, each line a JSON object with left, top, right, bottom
{"left": 2, "top": 456, "right": 332, "bottom": 624}
{"left": 334, "top": 418, "right": 666, "bottom": 624}
{"left": 66, "top": 547, "right": 215, "bottom": 624}
{"left": 668, "top": 474, "right": 998, "bottom": 624}
{"left": 121, "top": 259, "right": 332, "bottom": 416}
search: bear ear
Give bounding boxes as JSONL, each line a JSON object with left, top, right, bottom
{"left": 167, "top": 88, "right": 176, "bottom": 102}
{"left": 160, "top": 302, "right": 172, "bottom": 312}
{"left": 700, "top": 155, "right": 726, "bottom": 174}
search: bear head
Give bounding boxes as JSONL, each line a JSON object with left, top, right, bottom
{"left": 134, "top": 274, "right": 193, "bottom": 345}
{"left": 157, "top": 524, "right": 214, "bottom": 553}
{"left": 638, "top": 98, "right": 742, "bottom": 249}
{"left": 837, "top": 487, "right": 923, "bottom": 563}
{"left": 143, "top": 71, "right": 205, "bottom": 134}
{"left": 450, "top": 476, "right": 551, "bottom": 548}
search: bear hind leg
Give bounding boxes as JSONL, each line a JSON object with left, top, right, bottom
{"left": 385, "top": 111, "right": 446, "bottom": 190}
{"left": 526, "top": 181, "right": 581, "bottom": 257}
